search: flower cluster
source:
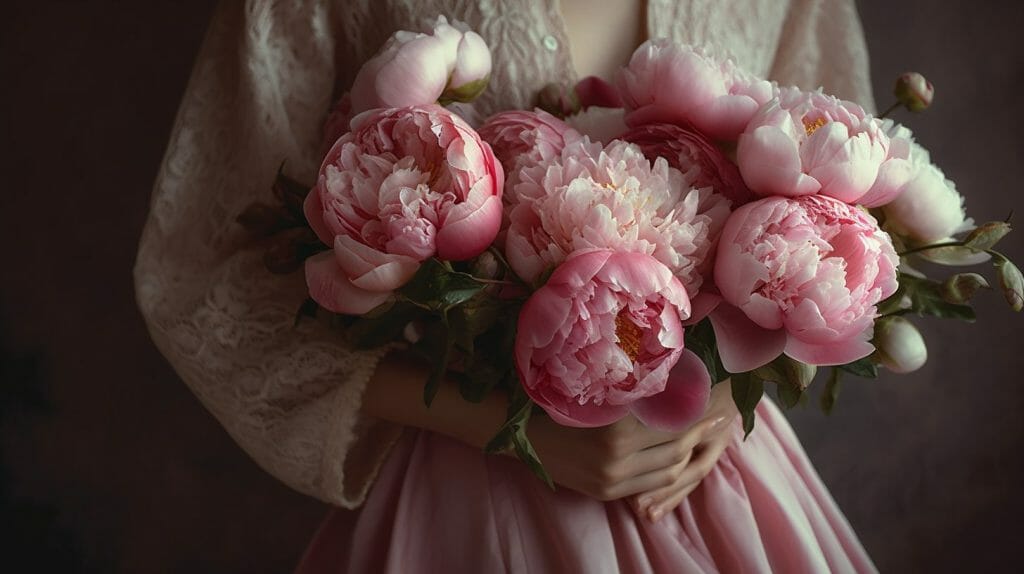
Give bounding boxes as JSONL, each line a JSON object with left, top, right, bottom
{"left": 239, "top": 20, "right": 1020, "bottom": 476}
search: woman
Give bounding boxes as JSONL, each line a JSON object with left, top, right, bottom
{"left": 135, "top": 0, "right": 877, "bottom": 571}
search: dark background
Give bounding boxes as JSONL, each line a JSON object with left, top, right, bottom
{"left": 2, "top": 1, "right": 1022, "bottom": 572}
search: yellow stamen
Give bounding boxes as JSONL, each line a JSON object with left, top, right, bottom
{"left": 615, "top": 310, "right": 643, "bottom": 363}
{"left": 803, "top": 116, "right": 827, "bottom": 137}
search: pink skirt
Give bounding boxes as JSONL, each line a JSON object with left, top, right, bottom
{"left": 296, "top": 399, "right": 876, "bottom": 573}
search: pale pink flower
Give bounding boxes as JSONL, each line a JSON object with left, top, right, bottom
{"left": 303, "top": 104, "right": 503, "bottom": 314}
{"left": 867, "top": 121, "right": 971, "bottom": 244}
{"left": 516, "top": 249, "right": 710, "bottom": 430}
{"left": 623, "top": 122, "right": 756, "bottom": 205}
{"left": 505, "top": 137, "right": 731, "bottom": 299}
{"left": 350, "top": 16, "right": 491, "bottom": 113}
{"left": 617, "top": 40, "right": 774, "bottom": 140}
{"left": 710, "top": 195, "right": 898, "bottom": 371}
{"left": 736, "top": 87, "right": 895, "bottom": 204}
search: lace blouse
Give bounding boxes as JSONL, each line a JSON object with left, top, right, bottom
{"left": 134, "top": 0, "right": 874, "bottom": 508}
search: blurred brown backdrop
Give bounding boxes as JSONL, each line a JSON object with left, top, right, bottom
{"left": 1, "top": 1, "right": 1022, "bottom": 572}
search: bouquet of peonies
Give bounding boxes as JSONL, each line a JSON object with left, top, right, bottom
{"left": 239, "top": 17, "right": 1022, "bottom": 483}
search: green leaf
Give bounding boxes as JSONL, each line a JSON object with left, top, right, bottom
{"left": 820, "top": 368, "right": 842, "bottom": 415}
{"left": 776, "top": 380, "right": 803, "bottom": 410}
{"left": 731, "top": 371, "right": 764, "bottom": 438}
{"left": 511, "top": 424, "right": 554, "bottom": 489}
{"left": 876, "top": 283, "right": 907, "bottom": 316}
{"left": 457, "top": 321, "right": 516, "bottom": 403}
{"left": 422, "top": 316, "right": 455, "bottom": 407}
{"left": 293, "top": 297, "right": 319, "bottom": 327}
{"left": 963, "top": 221, "right": 1012, "bottom": 251}
{"left": 344, "top": 301, "right": 421, "bottom": 349}
{"left": 483, "top": 387, "right": 554, "bottom": 488}
{"left": 899, "top": 273, "right": 977, "bottom": 321}
{"left": 838, "top": 357, "right": 879, "bottom": 379}
{"left": 684, "top": 319, "right": 729, "bottom": 384}
{"left": 754, "top": 354, "right": 816, "bottom": 390}
{"left": 400, "top": 258, "right": 485, "bottom": 311}
{"left": 272, "top": 162, "right": 312, "bottom": 219}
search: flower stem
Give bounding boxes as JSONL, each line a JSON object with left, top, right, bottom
{"left": 897, "top": 240, "right": 965, "bottom": 257}
{"left": 878, "top": 101, "right": 901, "bottom": 119}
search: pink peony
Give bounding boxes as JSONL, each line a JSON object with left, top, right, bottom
{"left": 736, "top": 88, "right": 897, "bottom": 204}
{"left": 350, "top": 16, "right": 491, "bottom": 114}
{"left": 711, "top": 195, "right": 898, "bottom": 371}
{"left": 515, "top": 249, "right": 710, "bottom": 430}
{"left": 505, "top": 137, "right": 731, "bottom": 298}
{"left": 617, "top": 40, "right": 774, "bottom": 141}
{"left": 623, "top": 122, "right": 756, "bottom": 206}
{"left": 477, "top": 109, "right": 581, "bottom": 196}
{"left": 303, "top": 104, "right": 504, "bottom": 314}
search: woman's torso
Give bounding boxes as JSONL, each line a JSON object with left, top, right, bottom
{"left": 330, "top": 0, "right": 792, "bottom": 118}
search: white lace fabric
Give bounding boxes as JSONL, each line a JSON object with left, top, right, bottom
{"left": 134, "top": 0, "right": 873, "bottom": 508}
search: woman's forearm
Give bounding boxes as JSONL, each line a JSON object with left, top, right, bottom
{"left": 361, "top": 349, "right": 509, "bottom": 450}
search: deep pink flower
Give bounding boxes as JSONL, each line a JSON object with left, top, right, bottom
{"left": 303, "top": 104, "right": 503, "bottom": 314}
{"left": 505, "top": 137, "right": 731, "bottom": 299}
{"left": 623, "top": 122, "right": 756, "bottom": 205}
{"left": 710, "top": 195, "right": 898, "bottom": 371}
{"left": 574, "top": 76, "right": 624, "bottom": 109}
{"left": 617, "top": 40, "right": 774, "bottom": 140}
{"left": 516, "top": 249, "right": 709, "bottom": 430}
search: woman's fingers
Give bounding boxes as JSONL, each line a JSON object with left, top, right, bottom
{"left": 640, "top": 433, "right": 733, "bottom": 520}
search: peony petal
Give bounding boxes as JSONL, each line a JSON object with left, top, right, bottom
{"left": 334, "top": 235, "right": 419, "bottom": 290}
{"left": 303, "top": 189, "right": 335, "bottom": 246}
{"left": 517, "top": 288, "right": 574, "bottom": 350}
{"left": 630, "top": 349, "right": 711, "bottom": 432}
{"left": 784, "top": 333, "right": 875, "bottom": 366}
{"left": 714, "top": 242, "right": 767, "bottom": 308}
{"left": 737, "top": 126, "right": 821, "bottom": 197}
{"left": 682, "top": 291, "right": 722, "bottom": 326}
{"left": 540, "top": 395, "right": 630, "bottom": 428}
{"left": 304, "top": 251, "right": 391, "bottom": 314}
{"left": 692, "top": 94, "right": 760, "bottom": 141}
{"left": 436, "top": 194, "right": 502, "bottom": 261}
{"left": 708, "top": 303, "right": 786, "bottom": 373}
{"left": 859, "top": 157, "right": 913, "bottom": 207}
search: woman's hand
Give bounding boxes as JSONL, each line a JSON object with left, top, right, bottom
{"left": 631, "top": 379, "right": 738, "bottom": 521}
{"left": 525, "top": 413, "right": 707, "bottom": 502}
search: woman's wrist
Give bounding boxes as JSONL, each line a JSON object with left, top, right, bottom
{"left": 361, "top": 349, "right": 509, "bottom": 451}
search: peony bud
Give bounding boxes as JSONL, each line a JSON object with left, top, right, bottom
{"left": 470, "top": 250, "right": 500, "bottom": 280}
{"left": 755, "top": 354, "right": 817, "bottom": 390}
{"left": 963, "top": 221, "right": 1012, "bottom": 251}
{"left": 437, "top": 25, "right": 492, "bottom": 103}
{"left": 536, "top": 82, "right": 581, "bottom": 118}
{"left": 874, "top": 317, "right": 928, "bottom": 373}
{"left": 940, "top": 273, "right": 989, "bottom": 304}
{"left": 996, "top": 256, "right": 1024, "bottom": 312}
{"left": 894, "top": 72, "right": 934, "bottom": 112}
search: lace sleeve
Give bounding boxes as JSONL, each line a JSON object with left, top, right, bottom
{"left": 133, "top": 0, "right": 402, "bottom": 508}
{"left": 769, "top": 0, "right": 876, "bottom": 111}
